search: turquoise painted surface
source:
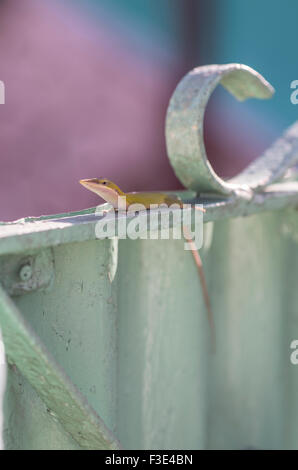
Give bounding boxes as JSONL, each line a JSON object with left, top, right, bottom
{"left": 2, "top": 208, "right": 298, "bottom": 449}
{"left": 3, "top": 239, "right": 118, "bottom": 449}
{"left": 4, "top": 368, "right": 79, "bottom": 450}
{"left": 116, "top": 211, "right": 298, "bottom": 450}
{"left": 117, "top": 237, "right": 209, "bottom": 449}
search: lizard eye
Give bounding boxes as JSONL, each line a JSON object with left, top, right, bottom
{"left": 102, "top": 181, "right": 107, "bottom": 185}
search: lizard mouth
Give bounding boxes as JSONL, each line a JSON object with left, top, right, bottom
{"left": 79, "top": 178, "right": 117, "bottom": 202}
{"left": 79, "top": 178, "right": 99, "bottom": 190}
{"left": 79, "top": 178, "right": 100, "bottom": 193}
{"left": 79, "top": 178, "right": 97, "bottom": 185}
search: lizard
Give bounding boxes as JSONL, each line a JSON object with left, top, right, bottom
{"left": 79, "top": 177, "right": 215, "bottom": 350}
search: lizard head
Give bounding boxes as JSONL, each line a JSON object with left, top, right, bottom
{"left": 79, "top": 178, "right": 125, "bottom": 203}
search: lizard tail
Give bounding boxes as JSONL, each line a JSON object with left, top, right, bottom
{"left": 183, "top": 225, "right": 216, "bottom": 353}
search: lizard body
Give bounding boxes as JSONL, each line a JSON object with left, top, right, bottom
{"left": 79, "top": 178, "right": 187, "bottom": 209}
{"left": 80, "top": 178, "right": 215, "bottom": 350}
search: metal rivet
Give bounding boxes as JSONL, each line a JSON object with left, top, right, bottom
{"left": 19, "top": 264, "right": 32, "bottom": 281}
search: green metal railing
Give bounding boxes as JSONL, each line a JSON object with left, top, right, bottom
{"left": 1, "top": 64, "right": 298, "bottom": 450}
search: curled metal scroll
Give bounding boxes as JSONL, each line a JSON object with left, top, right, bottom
{"left": 165, "top": 63, "right": 298, "bottom": 195}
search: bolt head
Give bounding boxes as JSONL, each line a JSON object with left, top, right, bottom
{"left": 19, "top": 264, "right": 32, "bottom": 281}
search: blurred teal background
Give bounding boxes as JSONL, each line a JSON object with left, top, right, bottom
{"left": 67, "top": 0, "right": 297, "bottom": 129}
{"left": 214, "top": 0, "right": 298, "bottom": 131}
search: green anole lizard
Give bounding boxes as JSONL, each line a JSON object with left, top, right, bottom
{"left": 80, "top": 178, "right": 215, "bottom": 349}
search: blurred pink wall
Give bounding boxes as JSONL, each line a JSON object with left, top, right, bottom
{"left": 0, "top": 0, "right": 183, "bottom": 220}
{"left": 0, "top": 0, "right": 275, "bottom": 221}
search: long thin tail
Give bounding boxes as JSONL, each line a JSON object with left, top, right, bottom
{"left": 183, "top": 225, "right": 216, "bottom": 352}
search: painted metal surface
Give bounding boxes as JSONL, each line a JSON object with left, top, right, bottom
{"left": 0, "top": 64, "right": 298, "bottom": 449}
{"left": 117, "top": 211, "right": 298, "bottom": 449}
{"left": 2, "top": 210, "right": 298, "bottom": 450}
{"left": 165, "top": 63, "right": 298, "bottom": 194}
{"left": 0, "top": 249, "right": 55, "bottom": 296}
{"left": 0, "top": 282, "right": 120, "bottom": 450}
